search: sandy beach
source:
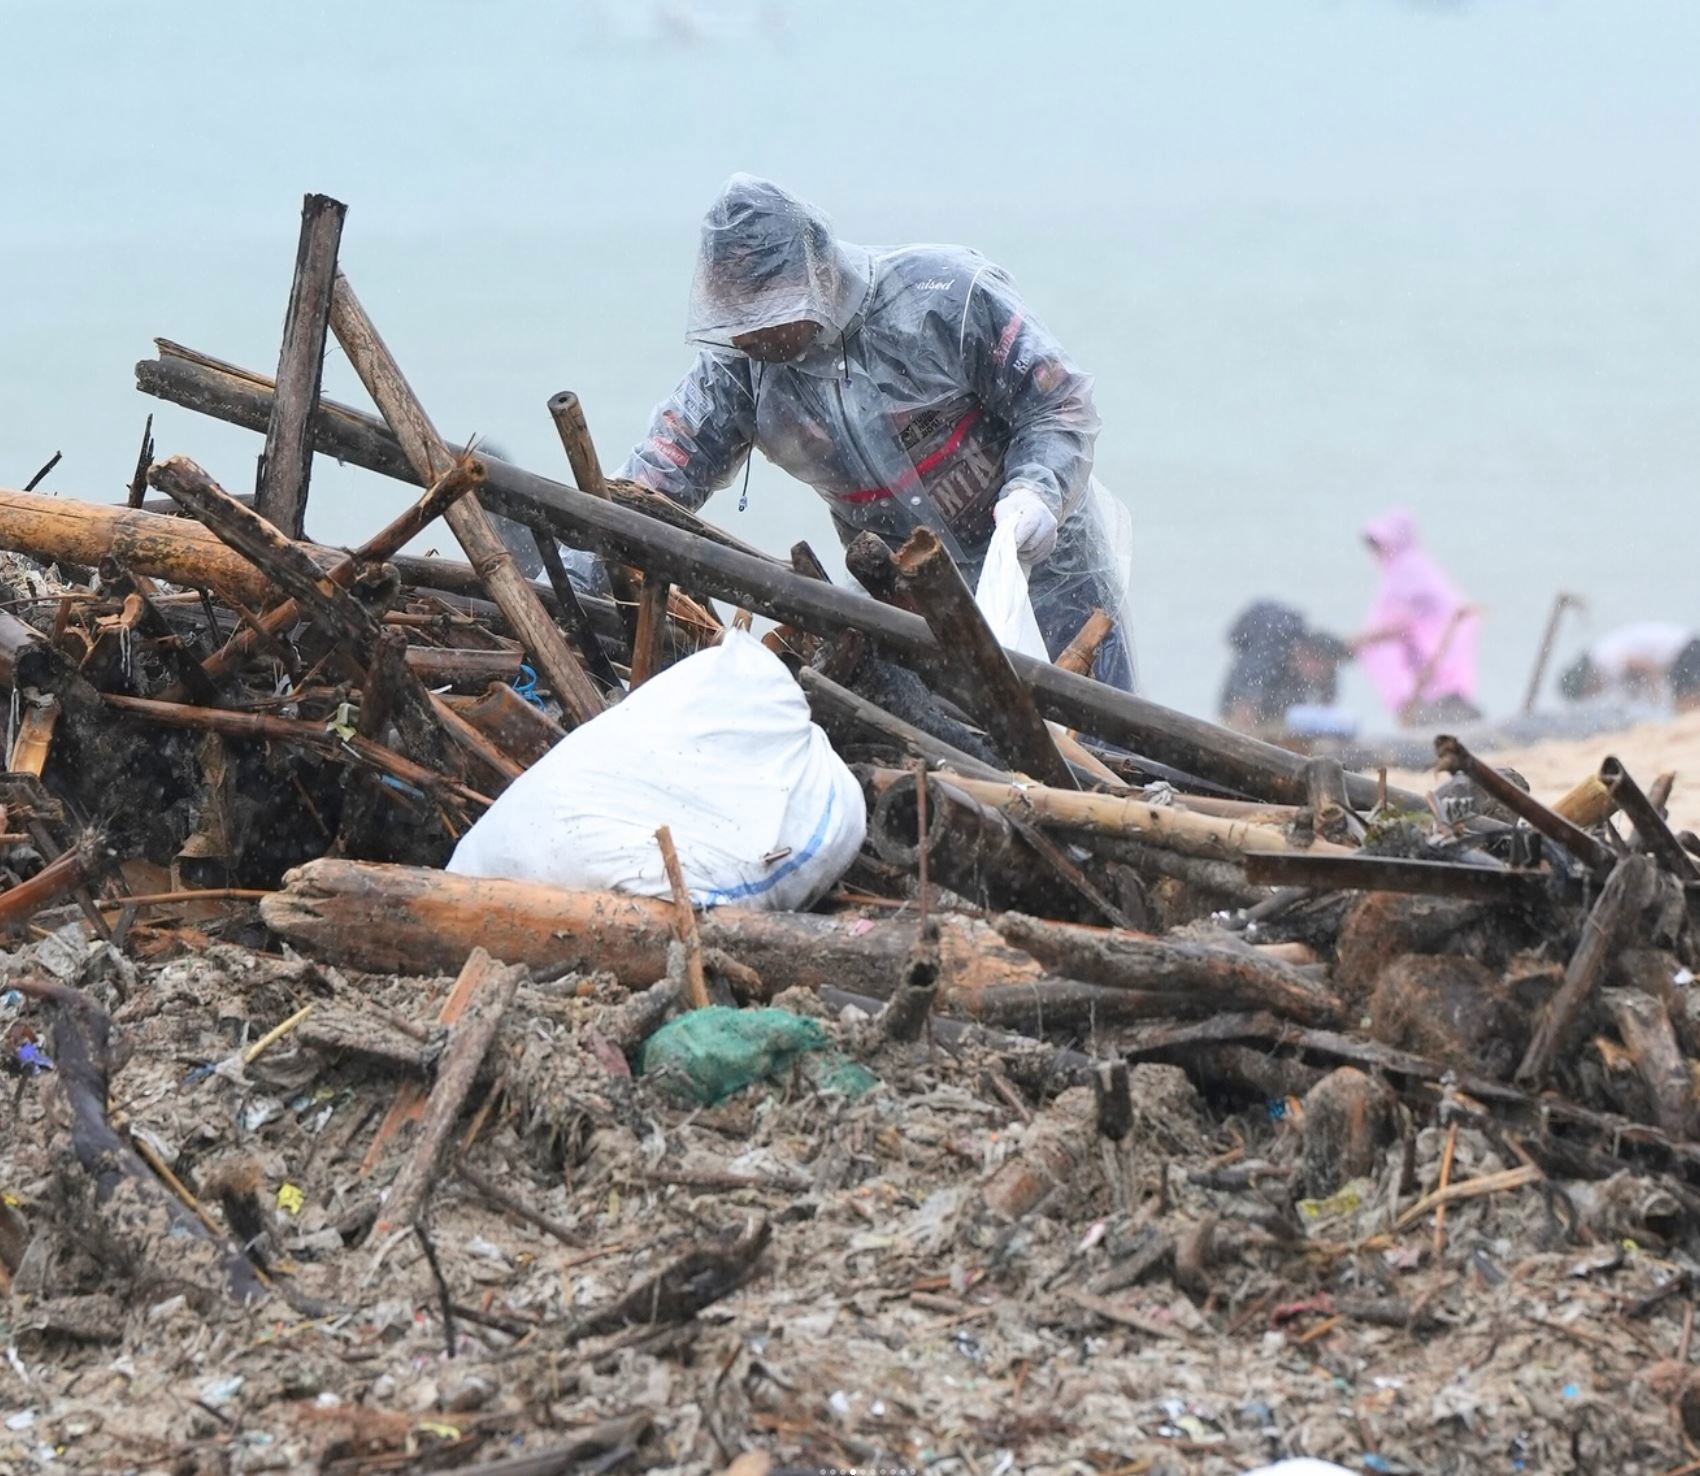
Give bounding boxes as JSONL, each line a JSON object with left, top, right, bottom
{"left": 1386, "top": 707, "right": 1700, "bottom": 833}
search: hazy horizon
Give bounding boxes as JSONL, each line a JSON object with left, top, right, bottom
{"left": 6, "top": 0, "right": 1697, "bottom": 723}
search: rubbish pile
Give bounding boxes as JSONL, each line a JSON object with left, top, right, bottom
{"left": 5, "top": 197, "right": 1700, "bottom": 1474}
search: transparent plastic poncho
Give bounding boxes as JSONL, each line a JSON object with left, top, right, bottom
{"left": 621, "top": 174, "right": 1136, "bottom": 690}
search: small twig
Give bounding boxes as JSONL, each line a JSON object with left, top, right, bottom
{"left": 913, "top": 756, "right": 930, "bottom": 926}
{"left": 243, "top": 1005, "right": 315, "bottom": 1066}
{"left": 456, "top": 1158, "right": 580, "bottom": 1247}
{"left": 22, "top": 451, "right": 62, "bottom": 493}
{"left": 655, "top": 825, "right": 710, "bottom": 1009}
{"left": 1394, "top": 1163, "right": 1543, "bottom": 1231}
{"left": 1433, "top": 1121, "right": 1459, "bottom": 1256}
{"left": 413, "top": 1223, "right": 459, "bottom": 1358}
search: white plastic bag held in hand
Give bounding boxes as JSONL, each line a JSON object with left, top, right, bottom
{"left": 973, "top": 521, "right": 1049, "bottom": 662}
{"left": 448, "top": 631, "right": 866, "bottom": 911}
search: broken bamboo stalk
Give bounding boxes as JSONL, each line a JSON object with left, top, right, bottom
{"left": 1601, "top": 755, "right": 1700, "bottom": 882}
{"left": 546, "top": 388, "right": 644, "bottom": 623}
{"left": 655, "top": 825, "right": 711, "bottom": 1009}
{"left": 368, "top": 948, "right": 524, "bottom": 1243}
{"left": 1516, "top": 853, "right": 1655, "bottom": 1090}
{"left": 132, "top": 344, "right": 1424, "bottom": 811}
{"left": 256, "top": 192, "right": 346, "bottom": 538}
{"left": 1550, "top": 773, "right": 1619, "bottom": 829}
{"left": 995, "top": 912, "right": 1341, "bottom": 1027}
{"left": 327, "top": 276, "right": 604, "bottom": 727}
{"left": 1056, "top": 608, "right": 1113, "bottom": 678}
{"left": 860, "top": 766, "right": 1348, "bottom": 861}
{"left": 894, "top": 526, "right": 1075, "bottom": 789}
{"left": 7, "top": 697, "right": 60, "bottom": 777}
{"left": 1435, "top": 733, "right": 1612, "bottom": 874}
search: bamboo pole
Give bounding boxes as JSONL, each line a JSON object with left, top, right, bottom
{"left": 859, "top": 767, "right": 1349, "bottom": 861}
{"left": 327, "top": 276, "right": 604, "bottom": 727}
{"left": 1056, "top": 608, "right": 1113, "bottom": 678}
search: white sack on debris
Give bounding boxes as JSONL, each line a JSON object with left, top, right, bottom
{"left": 448, "top": 630, "right": 866, "bottom": 911}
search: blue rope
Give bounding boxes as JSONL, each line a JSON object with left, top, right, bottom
{"left": 513, "top": 662, "right": 546, "bottom": 710}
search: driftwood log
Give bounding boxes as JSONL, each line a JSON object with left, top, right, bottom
{"left": 260, "top": 859, "right": 1067, "bottom": 1012}
{"left": 996, "top": 912, "right": 1342, "bottom": 1027}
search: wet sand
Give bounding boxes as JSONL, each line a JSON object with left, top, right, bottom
{"left": 1386, "top": 707, "right": 1700, "bottom": 834}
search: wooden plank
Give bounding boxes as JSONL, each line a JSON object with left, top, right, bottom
{"left": 256, "top": 193, "right": 346, "bottom": 537}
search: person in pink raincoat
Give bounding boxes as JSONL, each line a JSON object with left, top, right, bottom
{"left": 1353, "top": 508, "right": 1482, "bottom": 725}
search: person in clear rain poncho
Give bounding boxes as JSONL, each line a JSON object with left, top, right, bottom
{"left": 618, "top": 174, "right": 1136, "bottom": 689}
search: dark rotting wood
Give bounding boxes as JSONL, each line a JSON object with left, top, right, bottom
{"left": 1094, "top": 1060, "right": 1134, "bottom": 1141}
{"left": 95, "top": 558, "right": 220, "bottom": 705}
{"left": 125, "top": 414, "right": 154, "bottom": 509}
{"left": 1516, "top": 853, "right": 1655, "bottom": 1090}
{"left": 529, "top": 528, "right": 622, "bottom": 692}
{"left": 790, "top": 541, "right": 832, "bottom": 583}
{"left": 894, "top": 526, "right": 1076, "bottom": 790}
{"left": 1435, "top": 733, "right": 1611, "bottom": 874}
{"left": 799, "top": 666, "right": 1007, "bottom": 782}
{"left": 1601, "top": 756, "right": 1700, "bottom": 882}
{"left": 256, "top": 193, "right": 346, "bottom": 538}
{"left": 1243, "top": 852, "right": 1554, "bottom": 906}
{"left": 21, "top": 452, "right": 61, "bottom": 494}
{"left": 134, "top": 342, "right": 1424, "bottom": 811}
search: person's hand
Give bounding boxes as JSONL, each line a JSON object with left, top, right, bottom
{"left": 994, "top": 484, "right": 1059, "bottom": 564}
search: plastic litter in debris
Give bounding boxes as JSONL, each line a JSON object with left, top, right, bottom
{"left": 275, "top": 1183, "right": 305, "bottom": 1216}
{"left": 640, "top": 1006, "right": 838, "bottom": 1105}
{"left": 512, "top": 661, "right": 545, "bottom": 710}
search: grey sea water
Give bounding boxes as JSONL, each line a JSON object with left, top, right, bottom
{"left": 4, "top": 0, "right": 1697, "bottom": 724}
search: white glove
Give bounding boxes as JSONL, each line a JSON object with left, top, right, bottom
{"left": 993, "top": 484, "right": 1059, "bottom": 565}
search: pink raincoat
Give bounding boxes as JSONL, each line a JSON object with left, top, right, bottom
{"left": 1357, "top": 509, "right": 1478, "bottom": 714}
